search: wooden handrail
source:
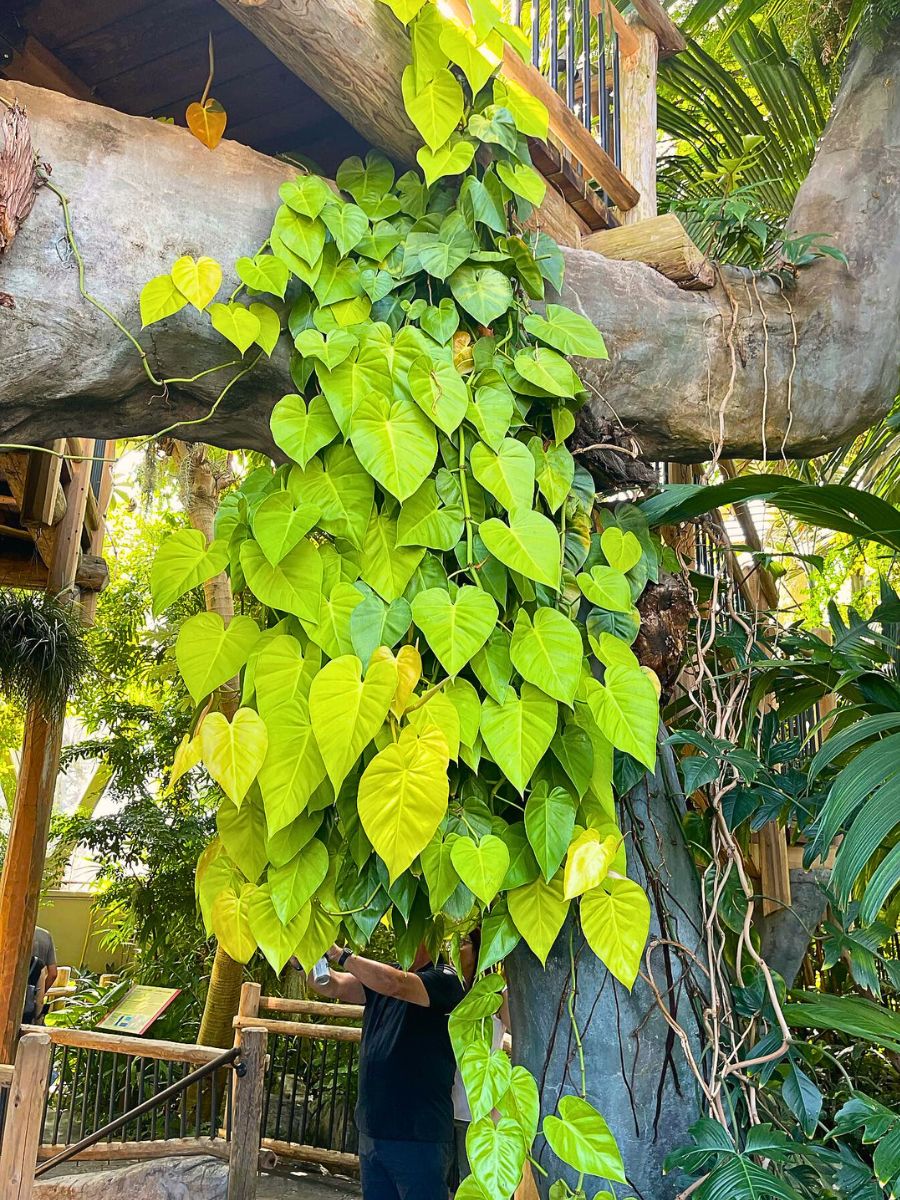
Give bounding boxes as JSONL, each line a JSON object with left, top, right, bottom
{"left": 441, "top": 0, "right": 640, "bottom": 211}
{"left": 20, "top": 1024, "right": 225, "bottom": 1065}
{"left": 0, "top": 1063, "right": 14, "bottom": 1087}
{"left": 233, "top": 1015, "right": 362, "bottom": 1043}
{"left": 258, "top": 996, "right": 364, "bottom": 1020}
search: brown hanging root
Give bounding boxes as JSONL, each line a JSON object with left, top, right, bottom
{"left": 751, "top": 275, "right": 771, "bottom": 465}
{"left": 707, "top": 265, "right": 740, "bottom": 478}
{"left": 0, "top": 98, "right": 43, "bottom": 256}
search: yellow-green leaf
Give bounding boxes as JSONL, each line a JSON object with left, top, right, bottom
{"left": 507, "top": 874, "right": 568, "bottom": 964}
{"left": 309, "top": 654, "right": 398, "bottom": 790}
{"left": 171, "top": 255, "right": 222, "bottom": 310}
{"left": 563, "top": 829, "right": 619, "bottom": 900}
{"left": 140, "top": 274, "right": 188, "bottom": 327}
{"left": 199, "top": 708, "right": 269, "bottom": 807}
{"left": 580, "top": 875, "right": 651, "bottom": 989}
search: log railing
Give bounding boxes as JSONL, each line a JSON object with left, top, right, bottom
{"left": 0, "top": 1031, "right": 52, "bottom": 1200}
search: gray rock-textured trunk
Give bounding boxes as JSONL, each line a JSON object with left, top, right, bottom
{"left": 33, "top": 1156, "right": 228, "bottom": 1200}
{"left": 508, "top": 744, "right": 706, "bottom": 1200}
{"left": 1, "top": 24, "right": 898, "bottom": 459}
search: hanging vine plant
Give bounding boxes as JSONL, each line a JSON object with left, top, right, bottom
{"left": 141, "top": 1, "right": 664, "bottom": 1194}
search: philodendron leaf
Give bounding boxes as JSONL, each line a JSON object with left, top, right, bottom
{"left": 247, "top": 883, "right": 312, "bottom": 973}
{"left": 252, "top": 635, "right": 308, "bottom": 717}
{"left": 460, "top": 1042, "right": 513, "bottom": 1122}
{"left": 524, "top": 783, "right": 577, "bottom": 881}
{"left": 289, "top": 444, "right": 374, "bottom": 549}
{"left": 470, "top": 438, "right": 535, "bottom": 512}
{"left": 468, "top": 386, "right": 514, "bottom": 451}
{"left": 420, "top": 836, "right": 463, "bottom": 913}
{"left": 585, "top": 666, "right": 658, "bottom": 771}
{"left": 350, "top": 593, "right": 412, "bottom": 668}
{"left": 140, "top": 274, "right": 188, "bottom": 327}
{"left": 513, "top": 347, "right": 580, "bottom": 398}
{"left": 236, "top": 252, "right": 290, "bottom": 298}
{"left": 358, "top": 726, "right": 450, "bottom": 879}
{"left": 467, "top": 1116, "right": 527, "bottom": 1200}
{"left": 523, "top": 304, "right": 608, "bottom": 359}
{"left": 309, "top": 653, "right": 398, "bottom": 790}
{"left": 251, "top": 492, "right": 320, "bottom": 565}
{"left": 600, "top": 526, "right": 642, "bottom": 572}
{"left": 498, "top": 1065, "right": 540, "bottom": 1142}
{"left": 408, "top": 355, "right": 469, "bottom": 434}
{"left": 397, "top": 475, "right": 465, "bottom": 551}
{"left": 200, "top": 709, "right": 269, "bottom": 808}
{"left": 361, "top": 511, "right": 426, "bottom": 601}
{"left": 270, "top": 394, "right": 340, "bottom": 468}
{"left": 211, "top": 883, "right": 258, "bottom": 963}
{"left": 563, "top": 829, "right": 619, "bottom": 900}
{"left": 580, "top": 875, "right": 651, "bottom": 989}
{"left": 150, "top": 529, "right": 228, "bottom": 616}
{"left": 577, "top": 565, "right": 633, "bottom": 613}
{"left": 405, "top": 689, "right": 461, "bottom": 760}
{"left": 510, "top": 606, "right": 582, "bottom": 705}
{"left": 171, "top": 255, "right": 221, "bottom": 310}
{"left": 240, "top": 537, "right": 323, "bottom": 623}
{"left": 351, "top": 392, "right": 438, "bottom": 501}
{"left": 450, "top": 834, "right": 510, "bottom": 905}
{"left": 308, "top": 581, "right": 363, "bottom": 659}
{"left": 480, "top": 508, "right": 560, "bottom": 589}
{"left": 411, "top": 585, "right": 498, "bottom": 675}
{"left": 481, "top": 684, "right": 557, "bottom": 795}
{"left": 175, "top": 612, "right": 260, "bottom": 704}
{"left": 401, "top": 66, "right": 465, "bottom": 151}
{"left": 268, "top": 838, "right": 329, "bottom": 923}
{"left": 257, "top": 698, "right": 327, "bottom": 835}
{"left": 417, "top": 137, "right": 476, "bottom": 187}
{"left": 543, "top": 1095, "right": 626, "bottom": 1181}
{"left": 209, "top": 302, "right": 261, "bottom": 354}
{"left": 450, "top": 264, "right": 514, "bottom": 326}
{"left": 217, "top": 794, "right": 268, "bottom": 884}
{"left": 508, "top": 874, "right": 568, "bottom": 964}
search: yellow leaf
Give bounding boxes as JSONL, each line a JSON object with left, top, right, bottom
{"left": 199, "top": 708, "right": 269, "bottom": 807}
{"left": 372, "top": 644, "right": 423, "bottom": 717}
{"left": 167, "top": 733, "right": 201, "bottom": 794}
{"left": 171, "top": 255, "right": 222, "bottom": 310}
{"left": 563, "top": 830, "right": 619, "bottom": 900}
{"left": 186, "top": 98, "right": 227, "bottom": 149}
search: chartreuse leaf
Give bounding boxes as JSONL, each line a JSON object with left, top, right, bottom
{"left": 150, "top": 529, "right": 228, "bottom": 616}
{"left": 351, "top": 392, "right": 437, "bottom": 501}
{"left": 581, "top": 875, "right": 651, "bottom": 989}
{"left": 196, "top": 839, "right": 241, "bottom": 936}
{"left": 468, "top": 387, "right": 514, "bottom": 451}
{"left": 271, "top": 394, "right": 339, "bottom": 468}
{"left": 408, "top": 355, "right": 469, "bottom": 434}
{"left": 471, "top": 627, "right": 513, "bottom": 703}
{"left": 293, "top": 900, "right": 340, "bottom": 972}
{"left": 412, "top": 586, "right": 497, "bottom": 675}
{"left": 209, "top": 302, "right": 260, "bottom": 354}
{"left": 350, "top": 593, "right": 412, "bottom": 667}
{"left": 493, "top": 77, "right": 548, "bottom": 138}
{"left": 236, "top": 253, "right": 290, "bottom": 299}
{"left": 439, "top": 20, "right": 500, "bottom": 94}
{"left": 175, "top": 612, "right": 260, "bottom": 704}
{"left": 212, "top": 883, "right": 257, "bottom": 964}
{"left": 498, "top": 1065, "right": 540, "bottom": 1141}
{"left": 266, "top": 809, "right": 322, "bottom": 871}
{"left": 288, "top": 445, "right": 374, "bottom": 548}
{"left": 200, "top": 709, "right": 269, "bottom": 807}
{"left": 247, "top": 884, "right": 312, "bottom": 973}
{"left": 401, "top": 65, "right": 465, "bottom": 151}
{"left": 279, "top": 174, "right": 332, "bottom": 219}
{"left": 564, "top": 829, "right": 619, "bottom": 900}
{"left": 543, "top": 1095, "right": 626, "bottom": 1181}
{"left": 251, "top": 492, "right": 319, "bottom": 564}
{"left": 140, "top": 274, "right": 188, "bottom": 326}
{"left": 467, "top": 1116, "right": 527, "bottom": 1200}
{"left": 445, "top": 677, "right": 481, "bottom": 748}
{"left": 378, "top": 0, "right": 428, "bottom": 26}
{"left": 510, "top": 607, "right": 582, "bottom": 704}
{"left": 450, "top": 265, "right": 514, "bottom": 326}
{"left": 310, "top": 581, "right": 364, "bottom": 658}
{"left": 496, "top": 160, "right": 546, "bottom": 206}
{"left": 590, "top": 631, "right": 640, "bottom": 672}
{"left": 217, "top": 794, "right": 268, "bottom": 884}
{"left": 398, "top": 475, "right": 465, "bottom": 551}
{"left": 420, "top": 836, "right": 462, "bottom": 912}
{"left": 321, "top": 202, "right": 369, "bottom": 256}
{"left": 405, "top": 690, "right": 461, "bottom": 760}
{"left": 171, "top": 255, "right": 221, "bottom": 310}
{"left": 408, "top": 211, "right": 475, "bottom": 281}
{"left": 524, "top": 304, "right": 608, "bottom": 359}
{"left": 309, "top": 653, "right": 398, "bottom": 790}
{"left": 513, "top": 347, "right": 581, "bottom": 397}
{"left": 601, "top": 526, "right": 643, "bottom": 572}
{"left": 249, "top": 302, "right": 280, "bottom": 355}
{"left": 253, "top": 636, "right": 308, "bottom": 717}
{"left": 508, "top": 874, "right": 568, "bottom": 964}
{"left": 358, "top": 726, "right": 450, "bottom": 880}
{"left": 525, "top": 783, "right": 576, "bottom": 880}
{"left": 530, "top": 439, "right": 575, "bottom": 514}
{"left": 480, "top": 508, "right": 561, "bottom": 589}
{"left": 577, "top": 565, "right": 633, "bottom": 612}
{"left": 361, "top": 511, "right": 426, "bottom": 601}
{"left": 481, "top": 684, "right": 557, "bottom": 795}
{"left": 417, "top": 137, "right": 476, "bottom": 187}
{"left": 268, "top": 838, "right": 329, "bottom": 923}
{"left": 294, "top": 329, "right": 358, "bottom": 371}
{"left": 477, "top": 900, "right": 521, "bottom": 972}
{"left": 373, "top": 644, "right": 422, "bottom": 718}
{"left": 240, "top": 538, "right": 323, "bottom": 623}
{"left": 460, "top": 1042, "right": 512, "bottom": 1122}
{"left": 586, "top": 667, "right": 658, "bottom": 771}
{"left": 421, "top": 298, "right": 460, "bottom": 345}
{"left": 450, "top": 835, "right": 510, "bottom": 905}
{"left": 470, "top": 439, "right": 535, "bottom": 512}
{"left": 257, "top": 698, "right": 326, "bottom": 835}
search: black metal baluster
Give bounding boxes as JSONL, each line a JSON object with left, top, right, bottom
{"left": 91, "top": 1052, "right": 104, "bottom": 1138}
{"left": 66, "top": 1048, "right": 82, "bottom": 1143}
{"left": 327, "top": 1041, "right": 342, "bottom": 1149}
{"left": 340, "top": 1043, "right": 356, "bottom": 1152}
{"left": 274, "top": 1035, "right": 291, "bottom": 1139}
{"left": 612, "top": 30, "right": 622, "bottom": 167}
{"left": 51, "top": 1045, "right": 68, "bottom": 1146}
{"left": 163, "top": 1062, "right": 172, "bottom": 1141}
{"left": 150, "top": 1060, "right": 160, "bottom": 1141}
{"left": 209, "top": 1058, "right": 218, "bottom": 1141}
{"left": 512, "top": 0, "right": 522, "bottom": 25}
{"left": 286, "top": 1035, "right": 303, "bottom": 1144}
{"left": 77, "top": 1050, "right": 93, "bottom": 1141}
{"left": 179, "top": 1062, "right": 188, "bottom": 1138}
{"left": 314, "top": 1039, "right": 329, "bottom": 1146}
{"left": 106, "top": 1053, "right": 119, "bottom": 1141}
{"left": 597, "top": 14, "right": 608, "bottom": 153}
{"left": 260, "top": 1033, "right": 278, "bottom": 1139}
{"left": 39, "top": 1044, "right": 56, "bottom": 1142}
{"left": 550, "top": 0, "right": 559, "bottom": 91}
{"left": 531, "top": 0, "right": 541, "bottom": 70}
{"left": 582, "top": 0, "right": 592, "bottom": 129}
{"left": 565, "top": 0, "right": 575, "bottom": 112}
{"left": 136, "top": 1056, "right": 148, "bottom": 1142}
{"left": 298, "top": 1037, "right": 317, "bottom": 1145}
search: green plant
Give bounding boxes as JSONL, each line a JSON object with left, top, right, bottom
{"left": 0, "top": 590, "right": 91, "bottom": 713}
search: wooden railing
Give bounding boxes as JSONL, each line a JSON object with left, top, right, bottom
{"left": 0, "top": 1031, "right": 52, "bottom": 1200}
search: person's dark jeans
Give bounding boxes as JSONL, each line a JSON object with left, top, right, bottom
{"left": 358, "top": 1132, "right": 453, "bottom": 1199}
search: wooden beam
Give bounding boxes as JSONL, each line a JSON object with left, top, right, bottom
{"left": 618, "top": 17, "right": 658, "bottom": 225}
{"left": 0, "top": 452, "right": 57, "bottom": 567}
{"left": 22, "top": 1023, "right": 227, "bottom": 1065}
{"left": 625, "top": 0, "right": 687, "bottom": 57}
{"left": 0, "top": 549, "right": 108, "bottom": 593}
{"left": 0, "top": 1031, "right": 52, "bottom": 1199}
{"left": 2, "top": 35, "right": 96, "bottom": 102}
{"left": 38, "top": 1138, "right": 231, "bottom": 1164}
{"left": 228, "top": 1025, "right": 267, "bottom": 1200}
{"left": 233, "top": 1014, "right": 362, "bottom": 1042}
{"left": 590, "top": 0, "right": 641, "bottom": 58}
{"left": 21, "top": 441, "right": 66, "bottom": 527}
{"left": 583, "top": 213, "right": 714, "bottom": 289}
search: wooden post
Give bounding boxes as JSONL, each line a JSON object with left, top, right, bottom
{"left": 618, "top": 18, "right": 659, "bottom": 225}
{"left": 0, "top": 1031, "right": 52, "bottom": 1199}
{"left": 0, "top": 446, "right": 93, "bottom": 1062}
{"left": 228, "top": 1025, "right": 266, "bottom": 1200}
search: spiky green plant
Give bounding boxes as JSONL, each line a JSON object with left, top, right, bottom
{"left": 0, "top": 590, "right": 91, "bottom": 714}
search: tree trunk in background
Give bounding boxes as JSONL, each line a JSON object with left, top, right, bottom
{"left": 508, "top": 743, "right": 707, "bottom": 1200}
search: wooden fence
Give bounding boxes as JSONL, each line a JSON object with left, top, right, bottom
{"left": 0, "top": 1031, "right": 52, "bottom": 1200}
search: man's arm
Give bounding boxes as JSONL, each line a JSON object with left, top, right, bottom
{"left": 45, "top": 964, "right": 59, "bottom": 992}
{"left": 297, "top": 957, "right": 366, "bottom": 1005}
{"left": 325, "top": 945, "right": 431, "bottom": 1007}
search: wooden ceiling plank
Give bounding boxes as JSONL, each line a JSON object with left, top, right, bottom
{"left": 2, "top": 36, "right": 96, "bottom": 102}
{"left": 0, "top": 453, "right": 57, "bottom": 567}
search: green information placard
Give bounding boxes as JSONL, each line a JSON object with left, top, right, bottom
{"left": 97, "top": 985, "right": 181, "bottom": 1035}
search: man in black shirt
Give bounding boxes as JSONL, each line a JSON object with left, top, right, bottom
{"left": 308, "top": 941, "right": 464, "bottom": 1199}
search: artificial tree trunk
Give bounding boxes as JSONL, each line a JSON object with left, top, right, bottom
{"left": 1, "top": 24, "right": 898, "bottom": 461}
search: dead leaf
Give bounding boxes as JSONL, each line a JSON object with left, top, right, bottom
{"left": 186, "top": 99, "right": 227, "bottom": 150}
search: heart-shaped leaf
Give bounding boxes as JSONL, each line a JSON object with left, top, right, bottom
{"left": 209, "top": 301, "right": 260, "bottom": 354}
{"left": 358, "top": 727, "right": 450, "bottom": 880}
{"left": 585, "top": 666, "right": 658, "bottom": 771}
{"left": 524, "top": 304, "right": 609, "bottom": 359}
{"left": 268, "top": 838, "right": 329, "bottom": 923}
{"left": 497, "top": 1064, "right": 540, "bottom": 1141}
{"left": 279, "top": 174, "right": 332, "bottom": 219}
{"left": 309, "top": 654, "right": 398, "bottom": 790}
{"left": 350, "top": 593, "right": 412, "bottom": 667}
{"left": 510, "top": 606, "right": 582, "bottom": 704}
{"left": 186, "top": 98, "right": 227, "bottom": 149}
{"left": 401, "top": 65, "right": 465, "bottom": 151}
{"left": 564, "top": 829, "right": 619, "bottom": 900}
{"left": 308, "top": 581, "right": 364, "bottom": 659}
{"left": 496, "top": 160, "right": 546, "bottom": 206}
{"left": 439, "top": 20, "right": 500, "bottom": 94}
{"left": 459, "top": 1043, "right": 512, "bottom": 1122}
{"left": 577, "top": 565, "right": 633, "bottom": 612}
{"left": 507, "top": 874, "right": 568, "bottom": 964}
{"left": 274, "top": 207, "right": 327, "bottom": 265}
{"left": 600, "top": 526, "right": 643, "bottom": 572}
{"left": 450, "top": 834, "right": 510, "bottom": 905}
{"left": 236, "top": 253, "right": 289, "bottom": 298}
{"left": 408, "top": 211, "right": 475, "bottom": 281}
{"left": 408, "top": 355, "right": 469, "bottom": 434}
{"left": 150, "top": 529, "right": 228, "bottom": 616}
{"left": 479, "top": 508, "right": 560, "bottom": 589}
{"left": 171, "top": 255, "right": 221, "bottom": 310}
{"left": 289, "top": 445, "right": 374, "bottom": 548}
{"left": 468, "top": 386, "right": 515, "bottom": 451}
{"left": 543, "top": 1095, "right": 626, "bottom": 1180}
{"left": 467, "top": 1116, "right": 527, "bottom": 1199}
{"left": 417, "top": 138, "right": 476, "bottom": 187}
{"left": 176, "top": 612, "right": 261, "bottom": 704}
{"left": 211, "top": 883, "right": 257, "bottom": 963}
{"left": 351, "top": 392, "right": 437, "bottom": 501}
{"left": 406, "top": 690, "right": 461, "bottom": 760}
{"left": 480, "top": 683, "right": 557, "bottom": 795}
{"left": 249, "top": 301, "right": 280, "bottom": 356}
{"left": 412, "top": 586, "right": 498, "bottom": 675}
{"left": 271, "top": 394, "right": 339, "bottom": 468}
{"left": 470, "top": 438, "right": 535, "bottom": 512}
{"left": 397, "top": 473, "right": 465, "bottom": 551}
{"left": 252, "top": 635, "right": 309, "bottom": 717}
{"left": 524, "top": 782, "right": 576, "bottom": 881}
{"left": 580, "top": 875, "right": 650, "bottom": 989}
{"left": 470, "top": 627, "right": 513, "bottom": 704}
{"left": 247, "top": 884, "right": 312, "bottom": 974}
{"left": 200, "top": 709, "right": 269, "bottom": 807}
{"left": 320, "top": 200, "right": 369, "bottom": 256}
{"left": 420, "top": 298, "right": 461, "bottom": 345}
{"left": 360, "top": 511, "right": 425, "bottom": 601}
{"left": 257, "top": 698, "right": 327, "bottom": 835}
{"left": 294, "top": 329, "right": 358, "bottom": 371}
{"left": 450, "top": 265, "right": 513, "bottom": 326}
{"left": 530, "top": 438, "right": 575, "bottom": 514}
{"left": 513, "top": 347, "right": 580, "bottom": 397}
{"left": 217, "top": 795, "right": 268, "bottom": 883}
{"left": 140, "top": 274, "right": 188, "bottom": 327}
{"left": 240, "top": 537, "right": 323, "bottom": 623}
{"left": 251, "top": 492, "right": 319, "bottom": 564}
